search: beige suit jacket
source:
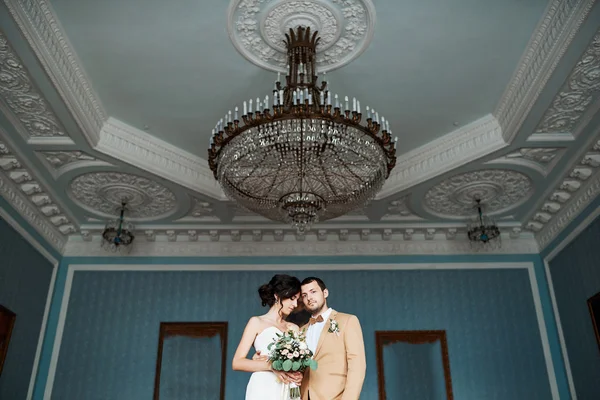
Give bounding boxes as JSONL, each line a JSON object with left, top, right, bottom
{"left": 300, "top": 310, "right": 366, "bottom": 400}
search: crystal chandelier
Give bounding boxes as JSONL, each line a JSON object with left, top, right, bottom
{"left": 101, "top": 201, "right": 134, "bottom": 252}
{"left": 208, "top": 27, "right": 397, "bottom": 231}
{"left": 467, "top": 199, "right": 500, "bottom": 244}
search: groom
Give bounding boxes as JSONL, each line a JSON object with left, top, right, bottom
{"left": 299, "top": 277, "right": 366, "bottom": 399}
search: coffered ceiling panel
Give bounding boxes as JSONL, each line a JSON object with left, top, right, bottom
{"left": 0, "top": 0, "right": 599, "bottom": 256}
{"left": 48, "top": 0, "right": 548, "bottom": 155}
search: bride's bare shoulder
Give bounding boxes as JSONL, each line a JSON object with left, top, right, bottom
{"left": 248, "top": 315, "right": 271, "bottom": 328}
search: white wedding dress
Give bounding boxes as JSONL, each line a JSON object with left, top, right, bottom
{"left": 245, "top": 326, "right": 289, "bottom": 400}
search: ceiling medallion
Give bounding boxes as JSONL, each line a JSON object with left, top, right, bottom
{"left": 68, "top": 172, "right": 178, "bottom": 221}
{"left": 423, "top": 170, "right": 533, "bottom": 218}
{"left": 209, "top": 26, "right": 397, "bottom": 231}
{"left": 227, "top": 0, "right": 376, "bottom": 72}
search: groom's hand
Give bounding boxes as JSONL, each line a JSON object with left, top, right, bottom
{"left": 286, "top": 372, "right": 303, "bottom": 385}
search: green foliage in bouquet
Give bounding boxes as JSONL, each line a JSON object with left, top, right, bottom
{"left": 267, "top": 330, "right": 318, "bottom": 372}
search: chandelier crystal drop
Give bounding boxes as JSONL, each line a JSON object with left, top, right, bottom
{"left": 208, "top": 26, "right": 397, "bottom": 231}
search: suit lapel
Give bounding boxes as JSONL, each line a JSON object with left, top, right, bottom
{"left": 314, "top": 310, "right": 337, "bottom": 357}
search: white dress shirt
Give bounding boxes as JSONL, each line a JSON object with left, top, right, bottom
{"left": 306, "top": 307, "right": 333, "bottom": 354}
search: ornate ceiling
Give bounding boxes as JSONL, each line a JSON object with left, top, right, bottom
{"left": 0, "top": 0, "right": 599, "bottom": 256}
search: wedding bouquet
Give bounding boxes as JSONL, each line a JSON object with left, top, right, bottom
{"left": 267, "top": 330, "right": 317, "bottom": 399}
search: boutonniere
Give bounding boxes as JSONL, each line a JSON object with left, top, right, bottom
{"left": 328, "top": 318, "right": 340, "bottom": 336}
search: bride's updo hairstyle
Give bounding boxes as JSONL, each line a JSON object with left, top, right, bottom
{"left": 258, "top": 274, "right": 301, "bottom": 307}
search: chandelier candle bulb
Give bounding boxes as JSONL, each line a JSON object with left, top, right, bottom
{"left": 207, "top": 26, "right": 397, "bottom": 231}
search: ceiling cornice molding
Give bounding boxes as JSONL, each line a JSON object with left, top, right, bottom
{"left": 0, "top": 138, "right": 75, "bottom": 250}
{"left": 0, "top": 167, "right": 67, "bottom": 252}
{"left": 3, "top": 0, "right": 107, "bottom": 145}
{"left": 379, "top": 114, "right": 505, "bottom": 198}
{"left": 64, "top": 233, "right": 538, "bottom": 257}
{"left": 526, "top": 128, "right": 600, "bottom": 248}
{"left": 96, "top": 118, "right": 224, "bottom": 199}
{"left": 494, "top": 0, "right": 596, "bottom": 142}
{"left": 534, "top": 160, "right": 600, "bottom": 250}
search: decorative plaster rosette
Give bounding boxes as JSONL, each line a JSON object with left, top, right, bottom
{"left": 533, "top": 30, "right": 600, "bottom": 134}
{"left": 68, "top": 172, "right": 178, "bottom": 220}
{"left": 423, "top": 170, "right": 534, "bottom": 218}
{"left": 227, "top": 0, "right": 376, "bottom": 72}
{"left": 0, "top": 32, "right": 66, "bottom": 137}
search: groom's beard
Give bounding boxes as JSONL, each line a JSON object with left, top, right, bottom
{"left": 308, "top": 305, "right": 326, "bottom": 317}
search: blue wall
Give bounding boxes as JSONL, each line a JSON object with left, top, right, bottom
{"left": 0, "top": 219, "right": 54, "bottom": 400}
{"left": 49, "top": 266, "right": 553, "bottom": 399}
{"left": 383, "top": 339, "right": 447, "bottom": 399}
{"left": 548, "top": 214, "right": 600, "bottom": 399}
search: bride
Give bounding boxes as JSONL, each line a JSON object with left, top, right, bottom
{"left": 232, "top": 274, "right": 304, "bottom": 399}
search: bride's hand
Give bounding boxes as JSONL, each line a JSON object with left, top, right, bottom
{"left": 252, "top": 351, "right": 269, "bottom": 362}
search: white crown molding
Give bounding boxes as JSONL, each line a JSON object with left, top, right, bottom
{"left": 96, "top": 118, "right": 224, "bottom": 200}
{"left": 3, "top": 0, "right": 107, "bottom": 145}
{"left": 531, "top": 30, "right": 600, "bottom": 138}
{"left": 525, "top": 122, "right": 600, "bottom": 249}
{"left": 64, "top": 231, "right": 538, "bottom": 257}
{"left": 3, "top": 0, "right": 592, "bottom": 206}
{"left": 380, "top": 114, "right": 506, "bottom": 198}
{"left": 494, "top": 0, "right": 596, "bottom": 142}
{"left": 495, "top": 0, "right": 596, "bottom": 142}
{"left": 0, "top": 172, "right": 66, "bottom": 251}
{"left": 534, "top": 167, "right": 600, "bottom": 250}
